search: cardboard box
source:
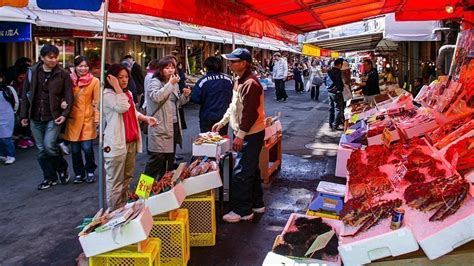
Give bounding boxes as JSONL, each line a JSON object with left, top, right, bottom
{"left": 399, "top": 119, "right": 438, "bottom": 139}
{"left": 145, "top": 182, "right": 186, "bottom": 216}
{"left": 79, "top": 206, "right": 153, "bottom": 257}
{"left": 367, "top": 129, "right": 400, "bottom": 146}
{"left": 183, "top": 170, "right": 223, "bottom": 196}
{"left": 192, "top": 138, "right": 230, "bottom": 158}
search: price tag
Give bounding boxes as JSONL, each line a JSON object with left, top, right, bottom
{"left": 381, "top": 127, "right": 392, "bottom": 148}
{"left": 305, "top": 230, "right": 335, "bottom": 256}
{"left": 135, "top": 174, "right": 155, "bottom": 199}
{"left": 390, "top": 164, "right": 408, "bottom": 186}
{"left": 351, "top": 114, "right": 359, "bottom": 123}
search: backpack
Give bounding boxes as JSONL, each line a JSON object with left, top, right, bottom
{"left": 1, "top": 85, "right": 19, "bottom": 113}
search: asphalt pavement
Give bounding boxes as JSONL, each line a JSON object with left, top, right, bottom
{"left": 0, "top": 79, "right": 343, "bottom": 265}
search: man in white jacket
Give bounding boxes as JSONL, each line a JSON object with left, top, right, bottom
{"left": 272, "top": 52, "right": 288, "bottom": 102}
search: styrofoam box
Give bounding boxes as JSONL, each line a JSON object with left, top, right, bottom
{"left": 399, "top": 119, "right": 438, "bottom": 139}
{"left": 335, "top": 138, "right": 355, "bottom": 178}
{"left": 409, "top": 196, "right": 474, "bottom": 260}
{"left": 279, "top": 213, "right": 342, "bottom": 266}
{"left": 264, "top": 124, "right": 277, "bottom": 140}
{"left": 367, "top": 129, "right": 400, "bottom": 146}
{"left": 338, "top": 218, "right": 419, "bottom": 265}
{"left": 192, "top": 138, "right": 230, "bottom": 158}
{"left": 183, "top": 170, "right": 223, "bottom": 196}
{"left": 145, "top": 182, "right": 186, "bottom": 216}
{"left": 262, "top": 251, "right": 339, "bottom": 266}
{"left": 79, "top": 206, "right": 153, "bottom": 257}
{"left": 437, "top": 129, "right": 474, "bottom": 183}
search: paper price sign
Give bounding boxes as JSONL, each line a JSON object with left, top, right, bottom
{"left": 381, "top": 127, "right": 392, "bottom": 148}
{"left": 351, "top": 114, "right": 359, "bottom": 123}
{"left": 135, "top": 174, "right": 155, "bottom": 199}
{"left": 305, "top": 230, "right": 335, "bottom": 257}
{"left": 390, "top": 164, "right": 408, "bottom": 187}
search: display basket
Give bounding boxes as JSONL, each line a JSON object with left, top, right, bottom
{"left": 181, "top": 190, "right": 216, "bottom": 247}
{"left": 150, "top": 209, "right": 190, "bottom": 266}
{"left": 89, "top": 238, "right": 161, "bottom": 266}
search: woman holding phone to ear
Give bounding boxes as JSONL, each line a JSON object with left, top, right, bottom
{"left": 103, "top": 64, "right": 157, "bottom": 210}
{"left": 144, "top": 57, "right": 191, "bottom": 180}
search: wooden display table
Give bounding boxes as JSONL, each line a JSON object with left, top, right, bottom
{"left": 259, "top": 135, "right": 282, "bottom": 184}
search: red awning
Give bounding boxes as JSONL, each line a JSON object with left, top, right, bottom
{"left": 108, "top": 0, "right": 474, "bottom": 43}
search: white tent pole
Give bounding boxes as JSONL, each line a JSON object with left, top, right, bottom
{"left": 232, "top": 33, "right": 235, "bottom": 50}
{"left": 98, "top": 0, "right": 110, "bottom": 210}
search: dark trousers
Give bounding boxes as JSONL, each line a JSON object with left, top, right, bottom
{"left": 329, "top": 93, "right": 345, "bottom": 128}
{"left": 144, "top": 123, "right": 179, "bottom": 180}
{"left": 294, "top": 79, "right": 304, "bottom": 92}
{"left": 311, "top": 85, "right": 320, "bottom": 100}
{"left": 70, "top": 140, "right": 97, "bottom": 177}
{"left": 274, "top": 79, "right": 288, "bottom": 100}
{"left": 232, "top": 130, "right": 265, "bottom": 216}
{"left": 200, "top": 119, "right": 229, "bottom": 136}
{"left": 30, "top": 120, "right": 68, "bottom": 181}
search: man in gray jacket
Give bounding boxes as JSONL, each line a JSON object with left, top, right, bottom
{"left": 272, "top": 52, "right": 288, "bottom": 102}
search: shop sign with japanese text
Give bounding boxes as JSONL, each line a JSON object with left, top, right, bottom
{"left": 0, "top": 22, "right": 31, "bottom": 43}
{"left": 73, "top": 30, "right": 128, "bottom": 41}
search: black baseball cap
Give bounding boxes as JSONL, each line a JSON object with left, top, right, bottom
{"left": 222, "top": 48, "right": 252, "bottom": 63}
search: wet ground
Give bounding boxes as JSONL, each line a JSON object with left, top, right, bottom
{"left": 0, "top": 80, "right": 344, "bottom": 265}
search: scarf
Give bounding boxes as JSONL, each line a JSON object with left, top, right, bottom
{"left": 70, "top": 71, "right": 94, "bottom": 87}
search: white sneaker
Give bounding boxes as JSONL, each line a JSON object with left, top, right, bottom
{"left": 252, "top": 207, "right": 266, "bottom": 213}
{"left": 222, "top": 211, "right": 253, "bottom": 223}
{"left": 4, "top": 157, "right": 16, "bottom": 165}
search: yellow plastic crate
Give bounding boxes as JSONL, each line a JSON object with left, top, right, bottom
{"left": 89, "top": 238, "right": 161, "bottom": 266}
{"left": 181, "top": 190, "right": 216, "bottom": 247}
{"left": 151, "top": 209, "right": 190, "bottom": 266}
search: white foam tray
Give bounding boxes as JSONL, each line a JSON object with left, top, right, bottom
{"left": 79, "top": 206, "right": 153, "bottom": 257}
{"left": 192, "top": 138, "right": 230, "bottom": 158}
{"left": 183, "top": 170, "right": 222, "bottom": 196}
{"left": 145, "top": 182, "right": 186, "bottom": 216}
{"left": 338, "top": 218, "right": 419, "bottom": 266}
{"left": 408, "top": 193, "right": 474, "bottom": 260}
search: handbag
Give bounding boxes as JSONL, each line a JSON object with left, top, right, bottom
{"left": 342, "top": 84, "right": 353, "bottom": 101}
{"left": 312, "top": 76, "right": 323, "bottom": 86}
{"left": 140, "top": 98, "right": 167, "bottom": 134}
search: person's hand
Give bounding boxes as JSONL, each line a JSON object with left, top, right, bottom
{"left": 211, "top": 123, "right": 223, "bottom": 133}
{"left": 232, "top": 137, "right": 244, "bottom": 152}
{"left": 107, "top": 74, "right": 122, "bottom": 93}
{"left": 182, "top": 87, "right": 191, "bottom": 97}
{"left": 61, "top": 101, "right": 68, "bottom": 110}
{"left": 170, "top": 74, "right": 180, "bottom": 85}
{"left": 21, "top": 118, "right": 29, "bottom": 127}
{"left": 147, "top": 116, "right": 158, "bottom": 127}
{"left": 54, "top": 116, "right": 66, "bottom": 125}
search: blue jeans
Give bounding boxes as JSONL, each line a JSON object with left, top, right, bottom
{"left": 70, "top": 140, "right": 97, "bottom": 177}
{"left": 30, "top": 120, "right": 68, "bottom": 181}
{"left": 0, "top": 137, "right": 15, "bottom": 157}
{"left": 329, "top": 93, "right": 344, "bottom": 128}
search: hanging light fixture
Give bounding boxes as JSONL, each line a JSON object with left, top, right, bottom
{"left": 445, "top": 4, "right": 454, "bottom": 14}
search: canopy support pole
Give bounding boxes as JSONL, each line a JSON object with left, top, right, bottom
{"left": 98, "top": 0, "right": 110, "bottom": 210}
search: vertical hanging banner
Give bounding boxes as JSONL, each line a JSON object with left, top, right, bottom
{"left": 36, "top": 0, "right": 102, "bottom": 11}
{"left": 0, "top": 22, "right": 32, "bottom": 43}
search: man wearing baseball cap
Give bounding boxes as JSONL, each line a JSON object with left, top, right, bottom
{"left": 212, "top": 48, "right": 266, "bottom": 223}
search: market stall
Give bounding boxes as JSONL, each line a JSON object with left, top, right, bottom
{"left": 267, "top": 28, "right": 473, "bottom": 265}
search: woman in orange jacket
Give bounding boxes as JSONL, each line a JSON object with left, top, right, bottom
{"left": 64, "top": 56, "right": 99, "bottom": 184}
